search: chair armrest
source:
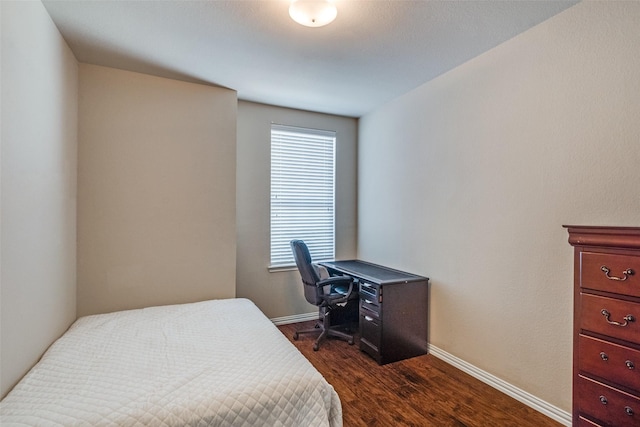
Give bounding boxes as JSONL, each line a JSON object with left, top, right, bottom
{"left": 317, "top": 275, "right": 353, "bottom": 288}
{"left": 318, "top": 275, "right": 355, "bottom": 305}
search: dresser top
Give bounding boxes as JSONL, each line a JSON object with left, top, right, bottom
{"left": 564, "top": 225, "right": 640, "bottom": 249}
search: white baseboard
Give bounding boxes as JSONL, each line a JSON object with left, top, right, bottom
{"left": 428, "top": 345, "right": 571, "bottom": 426}
{"left": 270, "top": 312, "right": 318, "bottom": 325}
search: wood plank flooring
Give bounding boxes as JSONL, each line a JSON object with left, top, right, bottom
{"left": 277, "top": 321, "right": 563, "bottom": 427}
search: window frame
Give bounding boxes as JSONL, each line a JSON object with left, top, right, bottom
{"left": 269, "top": 124, "right": 337, "bottom": 269}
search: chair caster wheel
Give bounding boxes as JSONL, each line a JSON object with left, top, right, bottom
{"left": 314, "top": 324, "right": 320, "bottom": 329}
{"left": 348, "top": 339, "right": 354, "bottom": 345}
{"left": 293, "top": 332, "right": 299, "bottom": 340}
{"left": 313, "top": 343, "right": 319, "bottom": 351}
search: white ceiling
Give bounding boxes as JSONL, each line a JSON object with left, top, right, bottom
{"left": 42, "top": 0, "right": 578, "bottom": 117}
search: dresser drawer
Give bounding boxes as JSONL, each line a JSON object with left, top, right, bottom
{"left": 582, "top": 252, "right": 640, "bottom": 297}
{"left": 579, "top": 334, "right": 640, "bottom": 391}
{"left": 581, "top": 294, "right": 640, "bottom": 343}
{"left": 577, "top": 375, "right": 640, "bottom": 426}
{"left": 577, "top": 416, "right": 603, "bottom": 427}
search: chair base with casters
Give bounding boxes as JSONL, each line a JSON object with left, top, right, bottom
{"left": 293, "top": 304, "right": 355, "bottom": 351}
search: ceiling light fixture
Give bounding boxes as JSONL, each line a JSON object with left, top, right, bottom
{"left": 289, "top": 0, "right": 337, "bottom": 28}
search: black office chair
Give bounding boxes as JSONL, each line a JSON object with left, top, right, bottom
{"left": 290, "top": 239, "right": 356, "bottom": 351}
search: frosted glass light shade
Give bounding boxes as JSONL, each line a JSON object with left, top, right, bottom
{"left": 289, "top": 0, "right": 337, "bottom": 28}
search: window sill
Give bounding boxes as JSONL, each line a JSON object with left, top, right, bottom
{"left": 268, "top": 265, "right": 298, "bottom": 273}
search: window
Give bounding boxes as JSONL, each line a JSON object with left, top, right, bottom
{"left": 270, "top": 124, "right": 336, "bottom": 268}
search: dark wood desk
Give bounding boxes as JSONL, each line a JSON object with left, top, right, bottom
{"left": 320, "top": 260, "right": 429, "bottom": 364}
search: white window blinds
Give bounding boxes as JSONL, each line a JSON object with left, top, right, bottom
{"left": 270, "top": 124, "right": 336, "bottom": 267}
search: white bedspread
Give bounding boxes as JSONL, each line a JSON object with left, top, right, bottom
{"left": 0, "top": 298, "right": 342, "bottom": 426}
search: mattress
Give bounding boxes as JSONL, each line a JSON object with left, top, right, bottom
{"left": 0, "top": 298, "right": 342, "bottom": 426}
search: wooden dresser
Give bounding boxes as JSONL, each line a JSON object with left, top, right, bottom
{"left": 566, "top": 226, "right": 640, "bottom": 426}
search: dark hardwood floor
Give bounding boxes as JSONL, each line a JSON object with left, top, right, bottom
{"left": 277, "top": 321, "right": 563, "bottom": 427}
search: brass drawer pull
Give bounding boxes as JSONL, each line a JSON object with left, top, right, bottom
{"left": 626, "top": 406, "right": 634, "bottom": 416}
{"left": 601, "top": 309, "right": 635, "bottom": 327}
{"left": 600, "top": 352, "right": 608, "bottom": 361}
{"left": 599, "top": 395, "right": 608, "bottom": 405}
{"left": 626, "top": 360, "right": 635, "bottom": 370}
{"left": 364, "top": 315, "right": 374, "bottom": 322}
{"left": 601, "top": 265, "right": 635, "bottom": 281}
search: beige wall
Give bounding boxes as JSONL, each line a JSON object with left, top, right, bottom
{"left": 236, "top": 101, "right": 357, "bottom": 319}
{"left": 77, "top": 65, "right": 237, "bottom": 316}
{"left": 358, "top": 1, "right": 640, "bottom": 414}
{"left": 1, "top": 1, "right": 78, "bottom": 398}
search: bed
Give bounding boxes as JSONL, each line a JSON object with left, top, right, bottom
{"left": 0, "top": 298, "right": 342, "bottom": 426}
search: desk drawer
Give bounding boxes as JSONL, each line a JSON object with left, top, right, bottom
{"left": 577, "top": 375, "right": 640, "bottom": 426}
{"left": 581, "top": 294, "right": 640, "bottom": 343}
{"left": 579, "top": 334, "right": 640, "bottom": 391}
{"left": 359, "top": 281, "right": 381, "bottom": 305}
{"left": 360, "top": 299, "right": 380, "bottom": 318}
{"left": 582, "top": 252, "right": 640, "bottom": 297}
{"left": 360, "top": 312, "right": 381, "bottom": 361}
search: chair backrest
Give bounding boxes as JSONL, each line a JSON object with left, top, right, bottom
{"left": 290, "top": 240, "right": 321, "bottom": 306}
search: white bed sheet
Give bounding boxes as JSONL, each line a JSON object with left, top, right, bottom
{"left": 0, "top": 298, "right": 342, "bottom": 427}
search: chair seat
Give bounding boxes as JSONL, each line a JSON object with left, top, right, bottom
{"left": 332, "top": 284, "right": 351, "bottom": 295}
